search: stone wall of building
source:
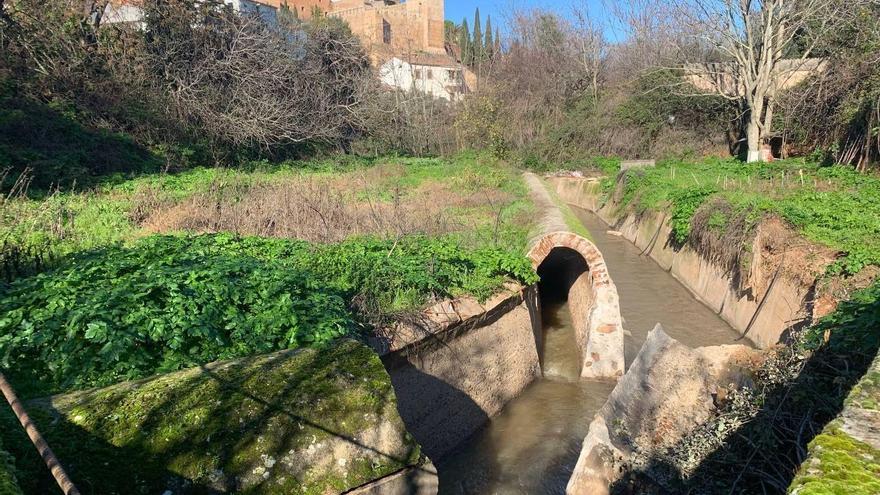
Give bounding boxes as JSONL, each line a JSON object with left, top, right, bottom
{"left": 285, "top": 0, "right": 445, "bottom": 58}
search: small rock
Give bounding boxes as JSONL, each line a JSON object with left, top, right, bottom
{"left": 606, "top": 230, "right": 624, "bottom": 237}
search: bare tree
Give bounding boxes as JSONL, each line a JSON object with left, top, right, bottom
{"left": 139, "top": 0, "right": 375, "bottom": 153}
{"left": 672, "top": 0, "right": 860, "bottom": 161}
{"left": 571, "top": 5, "right": 607, "bottom": 102}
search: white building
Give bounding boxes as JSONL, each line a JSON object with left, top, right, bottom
{"left": 379, "top": 54, "right": 468, "bottom": 101}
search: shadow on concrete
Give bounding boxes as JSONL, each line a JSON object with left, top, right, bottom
{"left": 0, "top": 345, "right": 423, "bottom": 494}
{"left": 537, "top": 247, "right": 588, "bottom": 302}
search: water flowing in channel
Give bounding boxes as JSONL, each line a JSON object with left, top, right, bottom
{"left": 437, "top": 207, "right": 742, "bottom": 494}
{"left": 436, "top": 301, "right": 614, "bottom": 494}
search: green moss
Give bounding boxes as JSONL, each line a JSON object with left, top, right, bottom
{"left": 847, "top": 371, "right": 880, "bottom": 411}
{"left": 0, "top": 340, "right": 422, "bottom": 495}
{"left": 540, "top": 178, "right": 593, "bottom": 240}
{"left": 790, "top": 351, "right": 880, "bottom": 495}
{"left": 789, "top": 427, "right": 880, "bottom": 495}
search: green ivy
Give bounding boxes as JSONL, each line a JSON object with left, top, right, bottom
{"left": 0, "top": 234, "right": 537, "bottom": 398}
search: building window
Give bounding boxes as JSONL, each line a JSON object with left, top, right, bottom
{"left": 383, "top": 19, "right": 392, "bottom": 44}
{"left": 414, "top": 69, "right": 422, "bottom": 79}
{"left": 426, "top": 69, "right": 433, "bottom": 80}
{"left": 447, "top": 69, "right": 458, "bottom": 80}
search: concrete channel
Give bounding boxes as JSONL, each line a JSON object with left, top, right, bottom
{"left": 368, "top": 174, "right": 749, "bottom": 494}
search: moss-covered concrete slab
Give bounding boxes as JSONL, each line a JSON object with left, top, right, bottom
{"left": 789, "top": 352, "right": 880, "bottom": 495}
{"left": 0, "top": 340, "right": 423, "bottom": 495}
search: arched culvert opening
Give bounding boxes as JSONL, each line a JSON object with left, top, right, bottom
{"left": 537, "top": 246, "right": 589, "bottom": 304}
{"left": 527, "top": 232, "right": 625, "bottom": 379}
{"left": 536, "top": 247, "right": 590, "bottom": 380}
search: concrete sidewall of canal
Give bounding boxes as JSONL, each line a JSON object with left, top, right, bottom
{"left": 376, "top": 287, "right": 543, "bottom": 462}
{"left": 548, "top": 176, "right": 817, "bottom": 349}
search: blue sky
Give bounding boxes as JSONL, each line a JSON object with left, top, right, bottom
{"left": 444, "top": 0, "right": 610, "bottom": 32}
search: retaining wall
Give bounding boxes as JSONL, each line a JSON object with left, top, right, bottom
{"left": 375, "top": 285, "right": 542, "bottom": 461}
{"left": 549, "top": 176, "right": 814, "bottom": 348}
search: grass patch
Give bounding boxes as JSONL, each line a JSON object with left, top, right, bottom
{"left": 1, "top": 154, "right": 535, "bottom": 284}
{"left": 604, "top": 158, "right": 880, "bottom": 275}
{"left": 541, "top": 178, "right": 592, "bottom": 240}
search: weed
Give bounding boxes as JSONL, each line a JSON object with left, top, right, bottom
{"left": 0, "top": 233, "right": 537, "bottom": 398}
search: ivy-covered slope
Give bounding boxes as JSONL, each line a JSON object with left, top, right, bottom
{"left": 789, "top": 352, "right": 880, "bottom": 495}
{"left": 0, "top": 340, "right": 422, "bottom": 495}
{"left": 0, "top": 233, "right": 537, "bottom": 398}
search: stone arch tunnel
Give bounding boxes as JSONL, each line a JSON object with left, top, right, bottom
{"left": 528, "top": 232, "right": 625, "bottom": 379}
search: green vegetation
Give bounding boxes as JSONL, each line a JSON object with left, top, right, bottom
{"left": 788, "top": 428, "right": 880, "bottom": 495}
{"left": 0, "top": 232, "right": 536, "bottom": 398}
{"left": 0, "top": 340, "right": 422, "bottom": 495}
{"left": 0, "top": 97, "right": 163, "bottom": 191}
{"left": 1, "top": 154, "right": 534, "bottom": 280}
{"left": 788, "top": 337, "right": 880, "bottom": 495}
{"left": 0, "top": 438, "right": 21, "bottom": 495}
{"left": 604, "top": 158, "right": 880, "bottom": 275}
{"left": 0, "top": 152, "right": 538, "bottom": 398}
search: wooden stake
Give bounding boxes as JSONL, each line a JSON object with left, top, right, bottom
{"left": 0, "top": 372, "right": 81, "bottom": 495}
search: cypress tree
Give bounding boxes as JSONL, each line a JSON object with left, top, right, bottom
{"left": 459, "top": 18, "right": 470, "bottom": 64}
{"left": 485, "top": 16, "right": 493, "bottom": 58}
{"left": 495, "top": 27, "right": 501, "bottom": 56}
{"left": 472, "top": 8, "right": 482, "bottom": 63}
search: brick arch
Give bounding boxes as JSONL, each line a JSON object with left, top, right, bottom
{"left": 528, "top": 232, "right": 625, "bottom": 379}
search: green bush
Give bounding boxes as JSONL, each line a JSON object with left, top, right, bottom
{"left": 0, "top": 438, "right": 22, "bottom": 495}
{"left": 0, "top": 233, "right": 537, "bottom": 397}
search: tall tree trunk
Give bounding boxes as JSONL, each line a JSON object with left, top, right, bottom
{"left": 746, "top": 94, "right": 766, "bottom": 162}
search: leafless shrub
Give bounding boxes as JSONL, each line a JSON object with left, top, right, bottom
{"left": 137, "top": 169, "right": 511, "bottom": 244}
{"left": 2, "top": 0, "right": 377, "bottom": 163}
{"left": 137, "top": 0, "right": 375, "bottom": 154}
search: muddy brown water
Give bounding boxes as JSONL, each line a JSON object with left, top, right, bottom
{"left": 436, "top": 207, "right": 741, "bottom": 494}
